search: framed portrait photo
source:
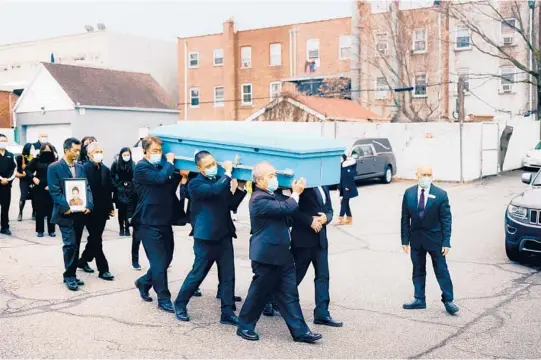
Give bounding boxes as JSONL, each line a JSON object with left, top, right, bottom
{"left": 65, "top": 178, "right": 88, "bottom": 213}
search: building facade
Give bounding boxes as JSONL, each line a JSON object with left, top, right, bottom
{"left": 0, "top": 90, "right": 18, "bottom": 128}
{"left": 177, "top": 17, "right": 352, "bottom": 120}
{"left": 0, "top": 30, "right": 178, "bottom": 100}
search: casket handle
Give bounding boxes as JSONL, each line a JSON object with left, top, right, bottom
{"left": 174, "top": 155, "right": 295, "bottom": 177}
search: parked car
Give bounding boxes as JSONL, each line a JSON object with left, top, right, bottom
{"left": 505, "top": 170, "right": 541, "bottom": 262}
{"left": 346, "top": 138, "right": 397, "bottom": 184}
{"left": 522, "top": 140, "right": 541, "bottom": 169}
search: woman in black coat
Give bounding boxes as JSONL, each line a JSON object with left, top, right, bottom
{"left": 15, "top": 143, "right": 36, "bottom": 221}
{"left": 25, "top": 143, "right": 56, "bottom": 237}
{"left": 338, "top": 154, "right": 358, "bottom": 225}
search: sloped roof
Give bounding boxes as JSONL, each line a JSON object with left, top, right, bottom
{"left": 291, "top": 93, "right": 384, "bottom": 121}
{"left": 42, "top": 62, "right": 175, "bottom": 110}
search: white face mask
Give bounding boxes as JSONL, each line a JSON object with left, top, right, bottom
{"left": 92, "top": 153, "right": 104, "bottom": 163}
{"left": 0, "top": 142, "right": 7, "bottom": 150}
{"left": 122, "top": 155, "right": 131, "bottom": 162}
{"left": 419, "top": 176, "right": 432, "bottom": 189}
{"left": 40, "top": 137, "right": 48, "bottom": 143}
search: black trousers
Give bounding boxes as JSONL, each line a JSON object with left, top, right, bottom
{"left": 174, "top": 237, "right": 235, "bottom": 315}
{"left": 117, "top": 202, "right": 129, "bottom": 230}
{"left": 238, "top": 258, "right": 310, "bottom": 338}
{"left": 0, "top": 186, "right": 11, "bottom": 230}
{"left": 216, "top": 237, "right": 236, "bottom": 299}
{"left": 80, "top": 216, "right": 110, "bottom": 273}
{"left": 35, "top": 189, "right": 54, "bottom": 234}
{"left": 339, "top": 198, "right": 352, "bottom": 217}
{"left": 292, "top": 246, "right": 330, "bottom": 319}
{"left": 59, "top": 215, "right": 86, "bottom": 280}
{"left": 18, "top": 180, "right": 35, "bottom": 215}
{"left": 137, "top": 225, "right": 174, "bottom": 302}
{"left": 411, "top": 246, "right": 454, "bottom": 303}
{"left": 131, "top": 225, "right": 142, "bottom": 264}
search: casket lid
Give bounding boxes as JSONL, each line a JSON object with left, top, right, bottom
{"left": 151, "top": 122, "right": 346, "bottom": 154}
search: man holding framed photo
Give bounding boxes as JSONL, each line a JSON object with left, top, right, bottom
{"left": 47, "top": 138, "right": 94, "bottom": 291}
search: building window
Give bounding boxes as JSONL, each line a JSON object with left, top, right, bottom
{"left": 189, "top": 52, "right": 199, "bottom": 68}
{"left": 270, "top": 82, "right": 282, "bottom": 101}
{"left": 269, "top": 43, "right": 281, "bottom": 66}
{"left": 306, "top": 39, "right": 320, "bottom": 61}
{"left": 213, "top": 49, "right": 224, "bottom": 66}
{"left": 457, "top": 68, "right": 470, "bottom": 93}
{"left": 190, "top": 87, "right": 200, "bottom": 107}
{"left": 500, "top": 67, "right": 515, "bottom": 93}
{"left": 214, "top": 86, "right": 224, "bottom": 107}
{"left": 501, "top": 18, "right": 517, "bottom": 46}
{"left": 455, "top": 28, "right": 471, "bottom": 50}
{"left": 375, "top": 77, "right": 389, "bottom": 99}
{"left": 339, "top": 35, "right": 352, "bottom": 60}
{"left": 376, "top": 33, "right": 388, "bottom": 56}
{"left": 241, "top": 47, "right": 252, "bottom": 68}
{"left": 414, "top": 73, "right": 427, "bottom": 97}
{"left": 412, "top": 29, "right": 427, "bottom": 53}
{"left": 241, "top": 84, "right": 253, "bottom": 105}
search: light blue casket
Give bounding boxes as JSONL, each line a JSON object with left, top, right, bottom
{"left": 150, "top": 122, "right": 346, "bottom": 188}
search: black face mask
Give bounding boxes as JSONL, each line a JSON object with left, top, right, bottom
{"left": 40, "top": 152, "right": 55, "bottom": 163}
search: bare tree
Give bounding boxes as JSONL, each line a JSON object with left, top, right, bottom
{"left": 438, "top": 0, "right": 540, "bottom": 119}
{"left": 317, "top": 77, "right": 351, "bottom": 99}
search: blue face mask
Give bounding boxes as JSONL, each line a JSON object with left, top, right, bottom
{"left": 267, "top": 177, "right": 279, "bottom": 192}
{"left": 205, "top": 166, "right": 218, "bottom": 178}
{"left": 419, "top": 176, "right": 432, "bottom": 189}
{"left": 149, "top": 153, "right": 162, "bottom": 165}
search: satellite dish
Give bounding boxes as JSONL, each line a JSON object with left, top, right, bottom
{"left": 97, "top": 23, "right": 106, "bottom": 31}
{"left": 84, "top": 25, "right": 94, "bottom": 32}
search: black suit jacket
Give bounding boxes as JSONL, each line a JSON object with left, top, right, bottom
{"left": 401, "top": 185, "right": 452, "bottom": 251}
{"left": 249, "top": 187, "right": 299, "bottom": 266}
{"left": 47, "top": 159, "right": 94, "bottom": 226}
{"left": 188, "top": 173, "right": 246, "bottom": 241}
{"left": 131, "top": 159, "right": 175, "bottom": 227}
{"left": 291, "top": 187, "right": 333, "bottom": 249}
{"left": 84, "top": 162, "right": 114, "bottom": 219}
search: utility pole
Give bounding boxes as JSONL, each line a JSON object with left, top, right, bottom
{"left": 458, "top": 77, "right": 465, "bottom": 183}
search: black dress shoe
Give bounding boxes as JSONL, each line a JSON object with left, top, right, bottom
{"left": 220, "top": 313, "right": 239, "bottom": 326}
{"left": 63, "top": 279, "right": 79, "bottom": 291}
{"left": 119, "top": 230, "right": 125, "bottom": 236}
{"left": 98, "top": 272, "right": 115, "bottom": 281}
{"left": 0, "top": 229, "right": 12, "bottom": 235}
{"left": 37, "top": 232, "right": 44, "bottom": 238}
{"left": 236, "top": 328, "right": 259, "bottom": 341}
{"left": 78, "top": 262, "right": 94, "bottom": 273}
{"left": 175, "top": 307, "right": 190, "bottom": 321}
{"left": 215, "top": 293, "right": 242, "bottom": 302}
{"left": 314, "top": 316, "right": 343, "bottom": 327}
{"left": 158, "top": 301, "right": 175, "bottom": 313}
{"left": 444, "top": 302, "right": 459, "bottom": 315}
{"left": 17, "top": 213, "right": 22, "bottom": 222}
{"left": 403, "top": 299, "right": 427, "bottom": 310}
{"left": 134, "top": 280, "right": 153, "bottom": 302}
{"left": 125, "top": 229, "right": 131, "bottom": 236}
{"left": 293, "top": 331, "right": 322, "bottom": 343}
{"left": 263, "top": 303, "right": 274, "bottom": 317}
{"left": 75, "top": 278, "right": 85, "bottom": 286}
{"left": 193, "top": 288, "right": 202, "bottom": 297}
{"left": 132, "top": 262, "right": 142, "bottom": 271}
{"left": 49, "top": 232, "right": 56, "bottom": 237}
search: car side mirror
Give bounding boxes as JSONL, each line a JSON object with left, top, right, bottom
{"left": 521, "top": 173, "right": 533, "bottom": 185}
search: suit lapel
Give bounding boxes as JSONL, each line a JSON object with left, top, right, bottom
{"left": 424, "top": 186, "right": 437, "bottom": 213}
{"left": 409, "top": 187, "right": 420, "bottom": 218}
{"left": 60, "top": 160, "right": 72, "bottom": 178}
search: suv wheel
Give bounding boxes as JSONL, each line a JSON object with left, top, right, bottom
{"left": 505, "top": 243, "right": 521, "bottom": 262}
{"left": 381, "top": 166, "right": 393, "bottom": 184}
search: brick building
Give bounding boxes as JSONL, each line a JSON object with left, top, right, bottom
{"left": 177, "top": 17, "right": 352, "bottom": 120}
{"left": 0, "top": 90, "right": 18, "bottom": 128}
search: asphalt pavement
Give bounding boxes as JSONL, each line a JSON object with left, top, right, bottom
{"left": 0, "top": 171, "right": 540, "bottom": 359}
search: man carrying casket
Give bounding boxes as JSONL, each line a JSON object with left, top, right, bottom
{"left": 174, "top": 150, "right": 246, "bottom": 325}
{"left": 236, "top": 162, "right": 322, "bottom": 343}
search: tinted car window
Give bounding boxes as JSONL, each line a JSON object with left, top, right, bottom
{"left": 351, "top": 146, "right": 364, "bottom": 159}
{"left": 534, "top": 172, "right": 541, "bottom": 186}
{"left": 535, "top": 141, "right": 541, "bottom": 150}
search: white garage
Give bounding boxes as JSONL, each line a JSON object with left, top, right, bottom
{"left": 24, "top": 124, "right": 72, "bottom": 152}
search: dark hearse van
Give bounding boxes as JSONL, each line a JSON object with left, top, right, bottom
{"left": 505, "top": 170, "right": 541, "bottom": 262}
{"left": 346, "top": 138, "right": 397, "bottom": 184}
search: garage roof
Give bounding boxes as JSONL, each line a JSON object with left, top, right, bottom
{"left": 42, "top": 63, "right": 175, "bottom": 110}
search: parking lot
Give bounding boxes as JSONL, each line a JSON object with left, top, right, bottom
{"left": 0, "top": 170, "right": 540, "bottom": 359}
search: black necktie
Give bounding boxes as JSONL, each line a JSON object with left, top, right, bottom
{"left": 418, "top": 189, "right": 425, "bottom": 218}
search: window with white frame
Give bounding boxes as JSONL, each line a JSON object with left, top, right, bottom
{"left": 214, "top": 86, "right": 224, "bottom": 107}
{"left": 501, "top": 18, "right": 516, "bottom": 46}
{"left": 241, "top": 84, "right": 253, "bottom": 105}
{"left": 270, "top": 82, "right": 282, "bottom": 101}
{"left": 241, "top": 46, "right": 251, "bottom": 68}
{"left": 188, "top": 52, "right": 199, "bottom": 68}
{"left": 414, "top": 73, "right": 427, "bottom": 97}
{"left": 500, "top": 67, "right": 515, "bottom": 93}
{"left": 376, "top": 33, "right": 388, "bottom": 55}
{"left": 269, "top": 43, "right": 281, "bottom": 66}
{"left": 412, "top": 29, "right": 427, "bottom": 53}
{"left": 455, "top": 28, "right": 471, "bottom": 50}
{"left": 339, "top": 35, "right": 352, "bottom": 60}
{"left": 190, "top": 88, "right": 200, "bottom": 107}
{"left": 307, "top": 39, "right": 320, "bottom": 61}
{"left": 457, "top": 68, "right": 470, "bottom": 93}
{"left": 375, "top": 77, "right": 389, "bottom": 99}
{"left": 213, "top": 49, "right": 224, "bottom": 66}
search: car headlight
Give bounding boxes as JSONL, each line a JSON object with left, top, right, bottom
{"left": 508, "top": 205, "right": 528, "bottom": 219}
{"left": 525, "top": 153, "right": 531, "bottom": 158}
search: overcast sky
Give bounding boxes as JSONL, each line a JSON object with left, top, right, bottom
{"left": 0, "top": 0, "right": 353, "bottom": 45}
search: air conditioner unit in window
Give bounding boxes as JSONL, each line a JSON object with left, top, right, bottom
{"left": 503, "top": 36, "right": 514, "bottom": 45}
{"left": 501, "top": 83, "right": 512, "bottom": 93}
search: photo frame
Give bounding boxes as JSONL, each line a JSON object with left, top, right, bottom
{"left": 64, "top": 178, "right": 88, "bottom": 212}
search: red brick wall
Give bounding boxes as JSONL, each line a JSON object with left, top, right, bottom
{"left": 178, "top": 17, "right": 352, "bottom": 121}
{"left": 0, "top": 91, "right": 16, "bottom": 128}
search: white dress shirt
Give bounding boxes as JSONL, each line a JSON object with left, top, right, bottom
{"left": 317, "top": 186, "right": 326, "bottom": 204}
{"left": 417, "top": 185, "right": 430, "bottom": 207}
